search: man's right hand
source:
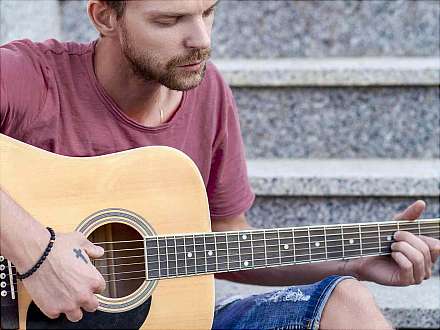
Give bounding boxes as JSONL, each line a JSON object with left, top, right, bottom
{"left": 20, "top": 231, "right": 106, "bottom": 322}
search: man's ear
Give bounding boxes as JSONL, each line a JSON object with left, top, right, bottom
{"left": 87, "top": 0, "right": 120, "bottom": 38}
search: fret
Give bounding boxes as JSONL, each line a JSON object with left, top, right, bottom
{"left": 360, "top": 224, "right": 380, "bottom": 256}
{"left": 342, "top": 225, "right": 361, "bottom": 258}
{"left": 194, "top": 235, "right": 206, "bottom": 274}
{"left": 164, "top": 237, "right": 170, "bottom": 277}
{"left": 292, "top": 228, "right": 296, "bottom": 264}
{"left": 341, "top": 225, "right": 345, "bottom": 259}
{"left": 263, "top": 231, "right": 268, "bottom": 266}
{"left": 279, "top": 229, "right": 294, "bottom": 264}
{"left": 294, "top": 228, "right": 310, "bottom": 262}
{"left": 156, "top": 237, "right": 162, "bottom": 277}
{"left": 184, "top": 235, "right": 196, "bottom": 274}
{"left": 227, "top": 233, "right": 240, "bottom": 270}
{"left": 249, "top": 232, "right": 255, "bottom": 268}
{"left": 252, "top": 231, "right": 266, "bottom": 267}
{"left": 307, "top": 227, "right": 312, "bottom": 262}
{"left": 225, "top": 233, "right": 230, "bottom": 270}
{"left": 323, "top": 226, "right": 328, "bottom": 260}
{"left": 157, "top": 237, "right": 168, "bottom": 278}
{"left": 145, "top": 238, "right": 159, "bottom": 279}
{"left": 175, "top": 236, "right": 186, "bottom": 276}
{"left": 277, "top": 230, "right": 282, "bottom": 264}
{"left": 265, "top": 230, "right": 281, "bottom": 265}
{"left": 418, "top": 221, "right": 421, "bottom": 236}
{"left": 166, "top": 237, "right": 177, "bottom": 277}
{"left": 205, "top": 234, "right": 217, "bottom": 272}
{"left": 215, "top": 234, "right": 228, "bottom": 272}
{"left": 358, "top": 224, "right": 363, "bottom": 257}
{"left": 326, "top": 226, "right": 344, "bottom": 260}
{"left": 239, "top": 231, "right": 253, "bottom": 269}
{"left": 309, "top": 227, "right": 326, "bottom": 261}
{"left": 377, "top": 223, "right": 382, "bottom": 254}
{"left": 203, "top": 234, "right": 208, "bottom": 273}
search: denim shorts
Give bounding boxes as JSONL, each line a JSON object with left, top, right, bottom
{"left": 212, "top": 275, "right": 354, "bottom": 330}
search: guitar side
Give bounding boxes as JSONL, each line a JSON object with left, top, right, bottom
{"left": 0, "top": 134, "right": 215, "bottom": 329}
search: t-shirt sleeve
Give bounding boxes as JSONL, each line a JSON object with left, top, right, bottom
{"left": 1, "top": 40, "right": 48, "bottom": 133}
{"left": 207, "top": 85, "right": 255, "bottom": 220}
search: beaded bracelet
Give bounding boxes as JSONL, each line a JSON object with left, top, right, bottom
{"left": 17, "top": 227, "right": 56, "bottom": 280}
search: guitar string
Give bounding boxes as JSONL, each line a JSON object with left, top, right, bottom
{"left": 3, "top": 249, "right": 424, "bottom": 293}
{"left": 90, "top": 223, "right": 439, "bottom": 246}
{"left": 5, "top": 233, "right": 438, "bottom": 289}
{"left": 5, "top": 229, "right": 439, "bottom": 269}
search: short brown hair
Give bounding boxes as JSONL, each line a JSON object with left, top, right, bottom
{"left": 102, "top": 0, "right": 126, "bottom": 20}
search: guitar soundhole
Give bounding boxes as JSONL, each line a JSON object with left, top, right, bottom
{"left": 88, "top": 223, "right": 145, "bottom": 299}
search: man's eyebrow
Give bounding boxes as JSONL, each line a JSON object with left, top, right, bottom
{"left": 147, "top": 0, "right": 220, "bottom": 18}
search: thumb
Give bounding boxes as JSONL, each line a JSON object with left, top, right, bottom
{"left": 393, "top": 200, "right": 426, "bottom": 221}
{"left": 83, "top": 240, "right": 105, "bottom": 259}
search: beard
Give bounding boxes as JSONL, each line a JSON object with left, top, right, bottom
{"left": 120, "top": 24, "right": 211, "bottom": 91}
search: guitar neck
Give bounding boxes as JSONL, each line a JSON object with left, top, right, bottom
{"left": 145, "top": 218, "right": 440, "bottom": 280}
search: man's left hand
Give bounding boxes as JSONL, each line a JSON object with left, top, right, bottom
{"left": 345, "top": 200, "right": 440, "bottom": 286}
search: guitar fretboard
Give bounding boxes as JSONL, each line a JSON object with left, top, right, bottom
{"left": 144, "top": 219, "right": 439, "bottom": 280}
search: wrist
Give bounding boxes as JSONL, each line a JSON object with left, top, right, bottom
{"left": 339, "top": 259, "right": 362, "bottom": 280}
{"left": 13, "top": 225, "right": 51, "bottom": 273}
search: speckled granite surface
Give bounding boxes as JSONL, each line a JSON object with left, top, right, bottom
{"left": 59, "top": 0, "right": 439, "bottom": 58}
{"left": 214, "top": 58, "right": 440, "bottom": 87}
{"left": 247, "top": 159, "right": 440, "bottom": 196}
{"left": 234, "top": 86, "right": 440, "bottom": 159}
{"left": 246, "top": 196, "right": 439, "bottom": 229}
{"left": 215, "top": 277, "right": 440, "bottom": 329}
{"left": 0, "top": 0, "right": 61, "bottom": 44}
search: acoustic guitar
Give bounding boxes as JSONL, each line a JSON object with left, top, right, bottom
{"left": 0, "top": 133, "right": 438, "bottom": 329}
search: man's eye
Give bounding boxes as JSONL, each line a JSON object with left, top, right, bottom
{"left": 156, "top": 18, "right": 178, "bottom": 26}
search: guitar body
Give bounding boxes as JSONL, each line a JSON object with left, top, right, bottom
{"left": 0, "top": 134, "right": 215, "bottom": 329}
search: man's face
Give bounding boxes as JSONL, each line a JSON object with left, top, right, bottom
{"left": 117, "top": 0, "right": 217, "bottom": 91}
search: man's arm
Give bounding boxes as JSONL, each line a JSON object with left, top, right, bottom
{"left": 0, "top": 189, "right": 106, "bottom": 322}
{"left": 212, "top": 201, "right": 440, "bottom": 287}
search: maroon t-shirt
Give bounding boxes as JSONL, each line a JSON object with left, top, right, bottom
{"left": 0, "top": 38, "right": 255, "bottom": 220}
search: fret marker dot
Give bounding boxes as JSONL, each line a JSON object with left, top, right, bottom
{"left": 0, "top": 256, "right": 4, "bottom": 262}
{"left": 242, "top": 234, "right": 247, "bottom": 240}
{"left": 244, "top": 261, "right": 249, "bottom": 267}
{"left": 0, "top": 265, "right": 4, "bottom": 271}
{"left": 283, "top": 244, "right": 289, "bottom": 250}
{"left": 1, "top": 290, "right": 6, "bottom": 297}
{"left": 387, "top": 236, "right": 392, "bottom": 241}
{"left": 208, "top": 250, "right": 213, "bottom": 256}
{"left": 0, "top": 282, "right": 5, "bottom": 288}
{"left": 315, "top": 242, "right": 320, "bottom": 247}
{"left": 187, "top": 252, "right": 193, "bottom": 258}
{"left": 0, "top": 274, "right": 5, "bottom": 280}
{"left": 349, "top": 239, "right": 354, "bottom": 244}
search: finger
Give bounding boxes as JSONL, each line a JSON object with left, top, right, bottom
{"left": 394, "top": 231, "right": 432, "bottom": 278}
{"left": 391, "top": 241, "right": 425, "bottom": 283}
{"left": 91, "top": 273, "right": 106, "bottom": 294}
{"left": 81, "top": 294, "right": 99, "bottom": 313}
{"left": 393, "top": 200, "right": 426, "bottom": 221}
{"left": 391, "top": 251, "right": 414, "bottom": 284}
{"left": 65, "top": 308, "right": 83, "bottom": 323}
{"left": 83, "top": 240, "right": 105, "bottom": 259}
{"left": 419, "top": 235, "right": 440, "bottom": 264}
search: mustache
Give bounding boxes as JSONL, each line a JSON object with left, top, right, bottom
{"left": 168, "top": 48, "right": 212, "bottom": 68}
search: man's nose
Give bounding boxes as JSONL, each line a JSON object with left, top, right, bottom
{"left": 183, "top": 17, "right": 211, "bottom": 50}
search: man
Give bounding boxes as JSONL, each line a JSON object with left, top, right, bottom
{"left": 1, "top": 1, "right": 439, "bottom": 329}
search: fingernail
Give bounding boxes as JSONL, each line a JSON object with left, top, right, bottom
{"left": 394, "top": 231, "right": 400, "bottom": 239}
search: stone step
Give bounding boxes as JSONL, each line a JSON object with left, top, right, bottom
{"left": 245, "top": 158, "right": 440, "bottom": 228}
{"left": 58, "top": 1, "right": 439, "bottom": 59}
{"left": 233, "top": 84, "right": 438, "bottom": 159}
{"left": 211, "top": 0, "right": 438, "bottom": 59}
{"left": 245, "top": 158, "right": 440, "bottom": 274}
{"left": 215, "top": 276, "right": 440, "bottom": 329}
{"left": 215, "top": 57, "right": 440, "bottom": 87}
{"left": 247, "top": 159, "right": 440, "bottom": 197}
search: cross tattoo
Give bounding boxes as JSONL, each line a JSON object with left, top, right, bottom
{"left": 73, "top": 248, "right": 88, "bottom": 264}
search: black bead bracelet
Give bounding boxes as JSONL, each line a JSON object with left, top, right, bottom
{"left": 17, "top": 227, "right": 56, "bottom": 280}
